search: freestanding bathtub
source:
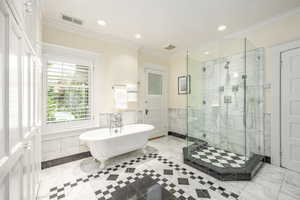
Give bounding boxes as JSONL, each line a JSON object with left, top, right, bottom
{"left": 79, "top": 124, "right": 154, "bottom": 168}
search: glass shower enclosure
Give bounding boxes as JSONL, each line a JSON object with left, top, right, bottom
{"left": 184, "top": 38, "right": 265, "bottom": 181}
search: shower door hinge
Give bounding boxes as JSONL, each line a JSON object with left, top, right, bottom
{"left": 242, "top": 75, "right": 247, "bottom": 79}
{"left": 280, "top": 60, "right": 284, "bottom": 68}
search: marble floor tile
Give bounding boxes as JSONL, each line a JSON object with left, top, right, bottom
{"left": 38, "top": 135, "right": 300, "bottom": 200}
{"left": 280, "top": 181, "right": 300, "bottom": 200}
{"left": 277, "top": 192, "right": 299, "bottom": 200}
{"left": 239, "top": 182, "right": 279, "bottom": 200}
{"left": 284, "top": 170, "right": 300, "bottom": 188}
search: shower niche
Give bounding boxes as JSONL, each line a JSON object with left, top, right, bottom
{"left": 184, "top": 38, "right": 265, "bottom": 181}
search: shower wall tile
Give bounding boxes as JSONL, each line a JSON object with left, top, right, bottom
{"left": 170, "top": 48, "right": 268, "bottom": 157}
{"left": 168, "top": 108, "right": 187, "bottom": 135}
{"left": 168, "top": 107, "right": 271, "bottom": 157}
{"left": 264, "top": 113, "right": 271, "bottom": 156}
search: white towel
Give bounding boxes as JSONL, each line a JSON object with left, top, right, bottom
{"left": 114, "top": 86, "right": 128, "bottom": 109}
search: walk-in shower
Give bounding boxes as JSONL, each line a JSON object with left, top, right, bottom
{"left": 183, "top": 38, "right": 265, "bottom": 181}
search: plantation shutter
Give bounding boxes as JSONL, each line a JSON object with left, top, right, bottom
{"left": 47, "top": 60, "right": 91, "bottom": 123}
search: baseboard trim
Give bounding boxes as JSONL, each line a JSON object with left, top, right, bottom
{"left": 263, "top": 156, "right": 271, "bottom": 164}
{"left": 168, "top": 131, "right": 186, "bottom": 139}
{"left": 41, "top": 151, "right": 91, "bottom": 169}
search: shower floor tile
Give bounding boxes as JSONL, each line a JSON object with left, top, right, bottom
{"left": 191, "top": 145, "right": 248, "bottom": 169}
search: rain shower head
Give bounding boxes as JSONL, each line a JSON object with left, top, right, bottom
{"left": 224, "top": 61, "right": 230, "bottom": 69}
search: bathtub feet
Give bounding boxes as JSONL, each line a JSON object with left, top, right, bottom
{"left": 93, "top": 158, "right": 106, "bottom": 169}
{"left": 99, "top": 160, "right": 106, "bottom": 169}
{"left": 142, "top": 146, "right": 147, "bottom": 155}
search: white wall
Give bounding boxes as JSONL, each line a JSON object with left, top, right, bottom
{"left": 41, "top": 25, "right": 170, "bottom": 161}
{"left": 43, "top": 25, "right": 139, "bottom": 114}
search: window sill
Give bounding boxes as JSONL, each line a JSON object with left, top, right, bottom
{"left": 43, "top": 119, "right": 97, "bottom": 136}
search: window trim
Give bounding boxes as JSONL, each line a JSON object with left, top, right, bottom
{"left": 42, "top": 43, "right": 98, "bottom": 134}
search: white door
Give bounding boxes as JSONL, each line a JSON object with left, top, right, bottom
{"left": 144, "top": 68, "right": 167, "bottom": 138}
{"left": 281, "top": 47, "right": 300, "bottom": 173}
{"left": 0, "top": 2, "right": 37, "bottom": 200}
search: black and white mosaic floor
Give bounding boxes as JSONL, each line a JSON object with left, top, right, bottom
{"left": 38, "top": 136, "right": 300, "bottom": 200}
{"left": 47, "top": 154, "right": 239, "bottom": 200}
{"left": 190, "top": 145, "right": 247, "bottom": 168}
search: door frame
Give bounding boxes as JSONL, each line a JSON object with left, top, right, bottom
{"left": 271, "top": 39, "right": 300, "bottom": 166}
{"left": 142, "top": 63, "right": 168, "bottom": 136}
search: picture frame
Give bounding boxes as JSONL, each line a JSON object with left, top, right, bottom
{"left": 178, "top": 75, "right": 191, "bottom": 94}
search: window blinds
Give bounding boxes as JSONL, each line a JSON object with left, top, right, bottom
{"left": 47, "top": 61, "right": 91, "bottom": 123}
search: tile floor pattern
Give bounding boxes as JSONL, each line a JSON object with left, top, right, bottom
{"left": 190, "top": 145, "right": 247, "bottom": 168}
{"left": 47, "top": 153, "right": 239, "bottom": 200}
{"left": 38, "top": 136, "right": 300, "bottom": 200}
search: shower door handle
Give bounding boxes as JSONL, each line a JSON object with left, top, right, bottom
{"left": 145, "top": 109, "right": 149, "bottom": 115}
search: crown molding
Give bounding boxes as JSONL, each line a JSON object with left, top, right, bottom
{"left": 43, "top": 16, "right": 141, "bottom": 51}
{"left": 171, "top": 7, "right": 300, "bottom": 59}
{"left": 225, "top": 6, "right": 300, "bottom": 39}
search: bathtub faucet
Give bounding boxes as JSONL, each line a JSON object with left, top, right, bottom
{"left": 109, "top": 113, "right": 123, "bottom": 133}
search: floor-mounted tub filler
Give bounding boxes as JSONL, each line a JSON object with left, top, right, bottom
{"left": 79, "top": 124, "right": 154, "bottom": 168}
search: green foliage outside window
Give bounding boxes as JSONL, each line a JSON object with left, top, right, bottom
{"left": 47, "top": 61, "right": 90, "bottom": 123}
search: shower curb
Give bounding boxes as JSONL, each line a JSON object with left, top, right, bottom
{"left": 183, "top": 146, "right": 264, "bottom": 181}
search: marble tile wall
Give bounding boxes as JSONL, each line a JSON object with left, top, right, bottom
{"left": 168, "top": 108, "right": 271, "bottom": 157}
{"left": 168, "top": 48, "right": 269, "bottom": 157}
{"left": 168, "top": 108, "right": 187, "bottom": 135}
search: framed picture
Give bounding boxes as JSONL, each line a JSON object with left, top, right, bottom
{"left": 178, "top": 75, "right": 191, "bottom": 94}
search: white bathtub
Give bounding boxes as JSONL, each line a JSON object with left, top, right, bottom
{"left": 79, "top": 124, "right": 154, "bottom": 167}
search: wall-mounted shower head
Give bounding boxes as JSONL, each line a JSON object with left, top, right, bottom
{"left": 224, "top": 61, "right": 230, "bottom": 69}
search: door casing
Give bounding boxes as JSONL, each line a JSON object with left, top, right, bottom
{"left": 271, "top": 39, "right": 300, "bottom": 167}
{"left": 141, "top": 64, "right": 168, "bottom": 138}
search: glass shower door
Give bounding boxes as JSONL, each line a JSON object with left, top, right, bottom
{"left": 184, "top": 38, "right": 264, "bottom": 180}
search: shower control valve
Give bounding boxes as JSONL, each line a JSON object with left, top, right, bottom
{"left": 242, "top": 75, "right": 247, "bottom": 80}
{"left": 224, "top": 96, "right": 232, "bottom": 104}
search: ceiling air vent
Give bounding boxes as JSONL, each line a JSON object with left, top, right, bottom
{"left": 164, "top": 44, "right": 176, "bottom": 50}
{"left": 62, "top": 14, "right": 83, "bottom": 25}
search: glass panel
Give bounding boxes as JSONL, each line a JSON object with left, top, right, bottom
{"left": 186, "top": 38, "right": 248, "bottom": 168}
{"left": 22, "top": 54, "right": 30, "bottom": 134}
{"left": 148, "top": 73, "right": 162, "bottom": 95}
{"left": 9, "top": 28, "right": 21, "bottom": 151}
{"left": 0, "top": 11, "right": 6, "bottom": 159}
{"left": 185, "top": 37, "right": 265, "bottom": 180}
{"left": 245, "top": 39, "right": 265, "bottom": 158}
{"left": 29, "top": 59, "right": 34, "bottom": 128}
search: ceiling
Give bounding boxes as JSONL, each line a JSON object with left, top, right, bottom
{"left": 42, "top": 0, "right": 300, "bottom": 54}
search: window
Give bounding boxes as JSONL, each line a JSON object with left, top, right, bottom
{"left": 46, "top": 60, "right": 91, "bottom": 123}
{"left": 148, "top": 72, "right": 162, "bottom": 95}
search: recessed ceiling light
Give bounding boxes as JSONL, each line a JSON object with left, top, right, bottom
{"left": 204, "top": 51, "right": 210, "bottom": 55}
{"left": 218, "top": 25, "right": 227, "bottom": 31}
{"left": 135, "top": 34, "right": 141, "bottom": 39}
{"left": 97, "top": 20, "right": 107, "bottom": 26}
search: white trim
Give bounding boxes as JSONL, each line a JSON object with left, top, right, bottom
{"left": 42, "top": 43, "right": 101, "bottom": 135}
{"left": 143, "top": 64, "right": 169, "bottom": 135}
{"left": 271, "top": 39, "right": 300, "bottom": 166}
